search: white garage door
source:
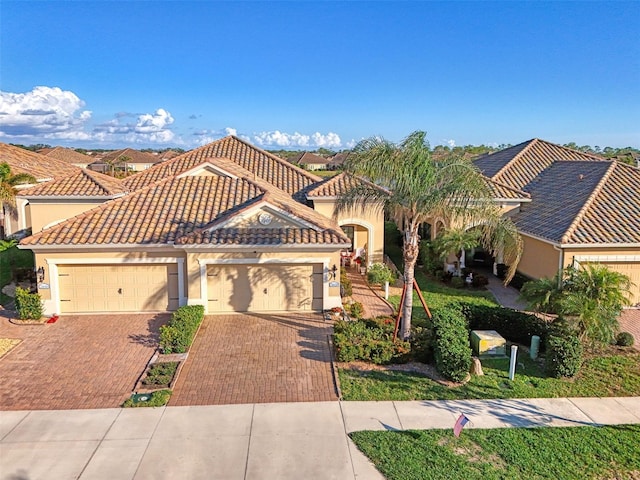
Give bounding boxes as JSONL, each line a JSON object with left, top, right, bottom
{"left": 207, "top": 264, "right": 323, "bottom": 313}
{"left": 58, "top": 264, "right": 179, "bottom": 313}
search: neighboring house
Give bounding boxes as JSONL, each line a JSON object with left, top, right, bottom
{"left": 0, "top": 143, "right": 81, "bottom": 237}
{"left": 327, "top": 152, "right": 348, "bottom": 170}
{"left": 89, "top": 148, "right": 162, "bottom": 173}
{"left": 38, "top": 147, "right": 93, "bottom": 169}
{"left": 473, "top": 139, "right": 640, "bottom": 304}
{"left": 19, "top": 136, "right": 383, "bottom": 316}
{"left": 291, "top": 152, "right": 331, "bottom": 171}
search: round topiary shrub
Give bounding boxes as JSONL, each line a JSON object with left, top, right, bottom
{"left": 616, "top": 332, "right": 635, "bottom": 347}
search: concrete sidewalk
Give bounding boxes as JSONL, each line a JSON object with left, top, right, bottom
{"left": 2, "top": 397, "right": 639, "bottom": 480}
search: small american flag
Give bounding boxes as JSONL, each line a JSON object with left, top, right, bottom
{"left": 453, "top": 414, "right": 469, "bottom": 437}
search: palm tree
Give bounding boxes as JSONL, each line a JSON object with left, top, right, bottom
{"left": 432, "top": 227, "right": 481, "bottom": 276}
{"left": 0, "top": 163, "right": 36, "bottom": 237}
{"left": 335, "top": 131, "right": 522, "bottom": 339}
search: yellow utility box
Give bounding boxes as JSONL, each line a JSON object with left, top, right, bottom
{"left": 470, "top": 330, "right": 506, "bottom": 357}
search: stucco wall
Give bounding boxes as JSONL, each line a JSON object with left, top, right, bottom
{"left": 518, "top": 234, "right": 560, "bottom": 280}
{"left": 28, "top": 201, "right": 106, "bottom": 233}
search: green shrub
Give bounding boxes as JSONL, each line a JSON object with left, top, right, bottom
{"left": 461, "top": 303, "right": 549, "bottom": 347}
{"left": 333, "top": 318, "right": 409, "bottom": 365}
{"left": 432, "top": 306, "right": 472, "bottom": 382}
{"left": 419, "top": 240, "right": 442, "bottom": 275}
{"left": 509, "top": 271, "right": 533, "bottom": 290}
{"left": 15, "top": 287, "right": 43, "bottom": 320}
{"left": 349, "top": 301, "right": 364, "bottom": 319}
{"left": 450, "top": 276, "right": 465, "bottom": 289}
{"left": 366, "top": 263, "right": 396, "bottom": 286}
{"left": 410, "top": 324, "right": 434, "bottom": 363}
{"left": 159, "top": 305, "right": 205, "bottom": 354}
{"left": 545, "top": 334, "right": 583, "bottom": 378}
{"left": 122, "top": 389, "right": 171, "bottom": 408}
{"left": 616, "top": 332, "right": 635, "bottom": 347}
{"left": 142, "top": 362, "right": 179, "bottom": 387}
{"left": 472, "top": 274, "right": 489, "bottom": 288}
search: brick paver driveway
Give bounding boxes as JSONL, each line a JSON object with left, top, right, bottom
{"left": 0, "top": 313, "right": 168, "bottom": 410}
{"left": 170, "top": 313, "right": 338, "bottom": 405}
{"left": 619, "top": 309, "right": 640, "bottom": 351}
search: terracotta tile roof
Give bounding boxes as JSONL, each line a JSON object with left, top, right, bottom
{"left": 21, "top": 171, "right": 347, "bottom": 247}
{"left": 0, "top": 142, "right": 80, "bottom": 181}
{"left": 122, "top": 136, "right": 322, "bottom": 197}
{"left": 40, "top": 147, "right": 92, "bottom": 165}
{"left": 292, "top": 152, "right": 330, "bottom": 166}
{"left": 485, "top": 178, "right": 531, "bottom": 200}
{"left": 21, "top": 176, "right": 265, "bottom": 246}
{"left": 99, "top": 148, "right": 162, "bottom": 165}
{"left": 306, "top": 172, "right": 387, "bottom": 198}
{"left": 512, "top": 160, "right": 640, "bottom": 245}
{"left": 177, "top": 228, "right": 348, "bottom": 246}
{"left": 17, "top": 170, "right": 127, "bottom": 198}
{"left": 475, "top": 139, "right": 602, "bottom": 190}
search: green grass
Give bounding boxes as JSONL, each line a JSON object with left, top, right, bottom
{"left": 122, "top": 389, "right": 172, "bottom": 408}
{"left": 339, "top": 351, "right": 640, "bottom": 401}
{"left": 0, "top": 246, "right": 35, "bottom": 306}
{"left": 350, "top": 425, "right": 640, "bottom": 480}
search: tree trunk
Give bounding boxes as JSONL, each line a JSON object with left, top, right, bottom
{"left": 401, "top": 228, "right": 420, "bottom": 340}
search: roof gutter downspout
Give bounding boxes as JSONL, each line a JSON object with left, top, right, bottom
{"left": 553, "top": 244, "right": 564, "bottom": 288}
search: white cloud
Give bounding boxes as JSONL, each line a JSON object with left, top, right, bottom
{"left": 447, "top": 139, "right": 456, "bottom": 148}
{"left": 192, "top": 127, "right": 248, "bottom": 146}
{"left": 94, "top": 108, "right": 175, "bottom": 144}
{"left": 252, "top": 130, "right": 343, "bottom": 149}
{"left": 0, "top": 86, "right": 92, "bottom": 139}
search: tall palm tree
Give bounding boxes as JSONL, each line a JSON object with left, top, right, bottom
{"left": 0, "top": 163, "right": 36, "bottom": 237}
{"left": 335, "top": 131, "right": 522, "bottom": 339}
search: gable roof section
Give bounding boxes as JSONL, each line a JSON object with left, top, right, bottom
{"left": 122, "top": 136, "right": 322, "bottom": 197}
{"left": 21, "top": 175, "right": 265, "bottom": 246}
{"left": 17, "top": 169, "right": 127, "bottom": 199}
{"left": 563, "top": 162, "right": 640, "bottom": 244}
{"left": 474, "top": 139, "right": 602, "bottom": 190}
{"left": 511, "top": 160, "right": 640, "bottom": 244}
{"left": 485, "top": 178, "right": 531, "bottom": 201}
{"left": 306, "top": 172, "right": 387, "bottom": 198}
{"left": 0, "top": 142, "right": 80, "bottom": 181}
{"left": 40, "top": 146, "right": 92, "bottom": 165}
{"left": 293, "top": 152, "right": 330, "bottom": 166}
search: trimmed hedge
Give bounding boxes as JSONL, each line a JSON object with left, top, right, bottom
{"left": 159, "top": 305, "right": 205, "bottom": 354}
{"left": 15, "top": 287, "right": 43, "bottom": 320}
{"left": 461, "top": 303, "right": 549, "bottom": 347}
{"left": 545, "top": 334, "right": 583, "bottom": 378}
{"left": 333, "top": 318, "right": 409, "bottom": 365}
{"left": 432, "top": 306, "right": 472, "bottom": 382}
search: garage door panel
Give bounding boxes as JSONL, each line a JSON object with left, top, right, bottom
{"left": 58, "top": 264, "right": 177, "bottom": 313}
{"left": 207, "top": 264, "right": 321, "bottom": 313}
{"left": 598, "top": 263, "right": 640, "bottom": 304}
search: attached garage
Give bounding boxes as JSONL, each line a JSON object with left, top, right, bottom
{"left": 207, "top": 264, "right": 323, "bottom": 313}
{"left": 58, "top": 264, "right": 179, "bottom": 313}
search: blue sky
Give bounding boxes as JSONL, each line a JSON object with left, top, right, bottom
{"left": 1, "top": 1, "right": 638, "bottom": 150}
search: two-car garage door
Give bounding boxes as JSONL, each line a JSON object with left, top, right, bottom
{"left": 58, "top": 264, "right": 179, "bottom": 313}
{"left": 207, "top": 264, "right": 323, "bottom": 313}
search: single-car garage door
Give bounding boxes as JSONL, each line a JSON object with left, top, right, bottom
{"left": 58, "top": 264, "right": 179, "bottom": 313}
{"left": 597, "top": 262, "right": 640, "bottom": 305}
{"left": 207, "top": 264, "right": 323, "bottom": 313}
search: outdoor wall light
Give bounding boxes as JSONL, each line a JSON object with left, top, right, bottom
{"left": 36, "top": 266, "right": 45, "bottom": 283}
{"left": 330, "top": 264, "right": 338, "bottom": 280}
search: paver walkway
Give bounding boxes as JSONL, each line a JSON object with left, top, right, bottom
{"left": 347, "top": 269, "right": 394, "bottom": 318}
{"left": 619, "top": 308, "right": 640, "bottom": 351}
{"left": 0, "top": 313, "right": 168, "bottom": 410}
{"left": 170, "top": 313, "right": 338, "bottom": 405}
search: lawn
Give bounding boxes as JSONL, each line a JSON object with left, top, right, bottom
{"left": 350, "top": 424, "right": 640, "bottom": 480}
{"left": 339, "top": 350, "right": 640, "bottom": 400}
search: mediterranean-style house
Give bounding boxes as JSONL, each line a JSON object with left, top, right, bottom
{"left": 38, "top": 147, "right": 94, "bottom": 169}
{"left": 472, "top": 139, "right": 640, "bottom": 304}
{"left": 5, "top": 136, "right": 639, "bottom": 315}
{"left": 16, "top": 136, "right": 383, "bottom": 316}
{"left": 291, "top": 151, "right": 331, "bottom": 171}
{"left": 88, "top": 148, "right": 162, "bottom": 173}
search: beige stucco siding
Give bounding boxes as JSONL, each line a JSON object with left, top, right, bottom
{"left": 28, "top": 201, "right": 107, "bottom": 233}
{"left": 518, "top": 235, "right": 560, "bottom": 280}
{"left": 311, "top": 199, "right": 384, "bottom": 263}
